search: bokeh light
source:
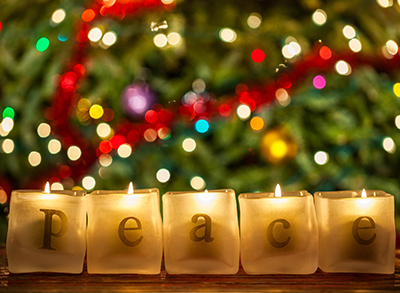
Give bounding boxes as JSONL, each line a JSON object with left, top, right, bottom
{"left": 37, "top": 123, "right": 51, "bottom": 138}
{"left": 121, "top": 82, "right": 156, "bottom": 117}
{"left": 393, "top": 83, "right": 400, "bottom": 97}
{"left": 67, "top": 146, "right": 82, "bottom": 161}
{"left": 312, "top": 9, "right": 327, "bottom": 26}
{"left": 36, "top": 37, "right": 50, "bottom": 52}
{"left": 0, "top": 188, "right": 7, "bottom": 204}
{"left": 383, "top": 137, "right": 396, "bottom": 154}
{"left": 237, "top": 104, "right": 251, "bottom": 120}
{"left": 192, "top": 78, "right": 206, "bottom": 93}
{"left": 28, "top": 151, "right": 42, "bottom": 167}
{"left": 219, "top": 28, "right": 237, "bottom": 43}
{"left": 386, "top": 40, "right": 398, "bottom": 55}
{"left": 144, "top": 129, "right": 157, "bottom": 142}
{"left": 250, "top": 117, "right": 265, "bottom": 131}
{"left": 89, "top": 104, "right": 104, "bottom": 119}
{"left": 182, "top": 138, "right": 196, "bottom": 152}
{"left": 99, "top": 154, "right": 113, "bottom": 167}
{"left": 247, "top": 12, "right": 262, "bottom": 29}
{"left": 154, "top": 34, "right": 168, "bottom": 48}
{"left": 377, "top": 0, "right": 393, "bottom": 8}
{"left": 313, "top": 75, "right": 326, "bottom": 89}
{"left": 395, "top": 115, "right": 400, "bottom": 129}
{"left": 282, "top": 39, "right": 301, "bottom": 59}
{"left": 342, "top": 25, "right": 356, "bottom": 39}
{"left": 51, "top": 8, "right": 66, "bottom": 24}
{"left": 82, "top": 9, "right": 96, "bottom": 22}
{"left": 275, "top": 88, "right": 291, "bottom": 106}
{"left": 3, "top": 107, "right": 15, "bottom": 119}
{"left": 251, "top": 49, "right": 265, "bottom": 63}
{"left": 117, "top": 143, "right": 132, "bottom": 158}
{"left": 167, "top": 32, "right": 181, "bottom": 46}
{"left": 319, "top": 46, "right": 332, "bottom": 60}
{"left": 51, "top": 182, "right": 64, "bottom": 190}
{"left": 2, "top": 139, "right": 14, "bottom": 154}
{"left": 1, "top": 118, "right": 14, "bottom": 132}
{"left": 102, "top": 31, "right": 117, "bottom": 47}
{"left": 88, "top": 27, "right": 102, "bottom": 42}
{"left": 335, "top": 60, "right": 352, "bottom": 75}
{"left": 156, "top": 168, "right": 171, "bottom": 183}
{"left": 48, "top": 139, "right": 62, "bottom": 154}
{"left": 314, "top": 151, "right": 329, "bottom": 165}
{"left": 349, "top": 38, "right": 362, "bottom": 52}
{"left": 195, "top": 119, "right": 209, "bottom": 133}
{"left": 190, "top": 176, "right": 206, "bottom": 190}
{"left": 83, "top": 176, "right": 96, "bottom": 190}
{"left": 97, "top": 123, "right": 112, "bottom": 138}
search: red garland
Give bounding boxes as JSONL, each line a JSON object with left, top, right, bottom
{"left": 6, "top": 0, "right": 400, "bottom": 190}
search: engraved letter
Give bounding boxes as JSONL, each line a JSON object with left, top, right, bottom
{"left": 190, "top": 213, "right": 214, "bottom": 242}
{"left": 267, "top": 219, "right": 291, "bottom": 248}
{"left": 40, "top": 209, "right": 68, "bottom": 250}
{"left": 352, "top": 216, "right": 376, "bottom": 245}
{"left": 118, "top": 217, "right": 143, "bottom": 247}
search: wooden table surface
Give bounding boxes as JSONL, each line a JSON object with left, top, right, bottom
{"left": 0, "top": 247, "right": 399, "bottom": 292}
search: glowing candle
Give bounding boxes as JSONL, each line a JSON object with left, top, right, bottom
{"left": 6, "top": 183, "right": 86, "bottom": 273}
{"left": 238, "top": 185, "right": 318, "bottom": 274}
{"left": 162, "top": 189, "right": 240, "bottom": 274}
{"left": 314, "top": 189, "right": 395, "bottom": 273}
{"left": 87, "top": 183, "right": 162, "bottom": 274}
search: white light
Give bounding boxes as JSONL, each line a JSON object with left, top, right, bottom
{"left": 192, "top": 78, "right": 206, "bottom": 93}
{"left": 395, "top": 115, "right": 400, "bottom": 129}
{"left": 128, "top": 182, "right": 134, "bottom": 194}
{"left": 282, "top": 44, "right": 295, "bottom": 59}
{"left": 247, "top": 12, "right": 262, "bottom": 29}
{"left": 28, "top": 151, "right": 42, "bottom": 167}
{"left": 349, "top": 38, "right": 362, "bottom": 53}
{"left": 289, "top": 41, "right": 301, "bottom": 55}
{"left": 237, "top": 104, "right": 251, "bottom": 120}
{"left": 99, "top": 154, "right": 113, "bottom": 167}
{"left": 182, "top": 138, "right": 196, "bottom": 152}
{"left": 190, "top": 176, "right": 206, "bottom": 190}
{"left": 88, "top": 27, "right": 103, "bottom": 42}
{"left": 275, "top": 88, "right": 291, "bottom": 106}
{"left": 67, "top": 146, "right": 81, "bottom": 161}
{"left": 314, "top": 151, "right": 329, "bottom": 165}
{"left": 342, "top": 25, "right": 356, "bottom": 39}
{"left": 153, "top": 34, "right": 168, "bottom": 48}
{"left": 37, "top": 123, "right": 51, "bottom": 138}
{"left": 312, "top": 9, "right": 327, "bottom": 26}
{"left": 117, "top": 144, "right": 132, "bottom": 158}
{"left": 335, "top": 60, "right": 352, "bottom": 75}
{"left": 156, "top": 168, "right": 171, "bottom": 183}
{"left": 161, "top": 0, "right": 174, "bottom": 4}
{"left": 97, "top": 123, "right": 112, "bottom": 138}
{"left": 377, "top": 0, "right": 393, "bottom": 8}
{"left": 219, "top": 28, "right": 237, "bottom": 43}
{"left": 51, "top": 182, "right": 64, "bottom": 191}
{"left": 2, "top": 139, "right": 14, "bottom": 154}
{"left": 167, "top": 32, "right": 181, "bottom": 46}
{"left": 383, "top": 137, "right": 396, "bottom": 154}
{"left": 102, "top": 31, "right": 117, "bottom": 47}
{"left": 0, "top": 123, "right": 10, "bottom": 136}
{"left": 51, "top": 8, "right": 66, "bottom": 24}
{"left": 82, "top": 176, "right": 96, "bottom": 190}
{"left": 48, "top": 139, "right": 62, "bottom": 154}
{"left": 386, "top": 40, "right": 398, "bottom": 55}
{"left": 1, "top": 118, "right": 14, "bottom": 132}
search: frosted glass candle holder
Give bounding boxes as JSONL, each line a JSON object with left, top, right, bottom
{"left": 239, "top": 190, "right": 318, "bottom": 274}
{"left": 6, "top": 189, "right": 86, "bottom": 273}
{"left": 315, "top": 190, "right": 395, "bottom": 274}
{"left": 163, "top": 189, "right": 240, "bottom": 274}
{"left": 87, "top": 188, "right": 163, "bottom": 274}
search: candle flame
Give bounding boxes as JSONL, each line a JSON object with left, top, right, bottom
{"left": 205, "top": 189, "right": 208, "bottom": 193}
{"left": 44, "top": 182, "right": 50, "bottom": 194}
{"left": 274, "top": 184, "right": 282, "bottom": 197}
{"left": 128, "top": 182, "right": 134, "bottom": 195}
{"left": 361, "top": 189, "right": 367, "bottom": 198}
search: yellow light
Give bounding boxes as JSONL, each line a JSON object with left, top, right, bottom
{"left": 28, "top": 151, "right": 41, "bottom": 167}
{"left": 182, "top": 138, "right": 196, "bottom": 152}
{"left": 51, "top": 182, "right": 64, "bottom": 191}
{"left": 167, "top": 32, "right": 181, "bottom": 46}
{"left": 219, "top": 28, "right": 237, "bottom": 43}
{"left": 144, "top": 129, "right": 157, "bottom": 142}
{"left": 156, "top": 168, "right": 171, "bottom": 183}
{"left": 82, "top": 176, "right": 96, "bottom": 190}
{"left": 128, "top": 182, "right": 134, "bottom": 194}
{"left": 342, "top": 25, "right": 356, "bottom": 39}
{"left": 67, "top": 146, "right": 82, "bottom": 161}
{"left": 250, "top": 117, "right": 264, "bottom": 132}
{"left": 99, "top": 154, "right": 113, "bottom": 167}
{"left": 37, "top": 123, "right": 51, "bottom": 138}
{"left": 247, "top": 12, "right": 262, "bottom": 29}
{"left": 89, "top": 104, "right": 104, "bottom": 119}
{"left": 383, "top": 137, "right": 396, "bottom": 154}
{"left": 2, "top": 139, "right": 14, "bottom": 154}
{"left": 270, "top": 140, "right": 288, "bottom": 159}
{"left": 335, "top": 60, "right": 352, "bottom": 75}
{"left": 361, "top": 189, "right": 367, "bottom": 198}
{"left": 191, "top": 176, "right": 205, "bottom": 190}
{"left": 88, "top": 27, "right": 103, "bottom": 42}
{"left": 153, "top": 34, "right": 168, "bottom": 48}
{"left": 48, "top": 139, "right": 62, "bottom": 154}
{"left": 274, "top": 184, "right": 282, "bottom": 197}
{"left": 51, "top": 8, "right": 66, "bottom": 24}
{"left": 237, "top": 105, "right": 251, "bottom": 120}
{"left": 393, "top": 83, "right": 400, "bottom": 97}
{"left": 96, "top": 123, "right": 112, "bottom": 138}
{"left": 312, "top": 9, "right": 327, "bottom": 26}
{"left": 197, "top": 190, "right": 216, "bottom": 202}
{"left": 117, "top": 144, "right": 132, "bottom": 158}
{"left": 349, "top": 38, "right": 362, "bottom": 52}
{"left": 102, "top": 31, "right": 117, "bottom": 47}
{"left": 314, "top": 151, "right": 329, "bottom": 165}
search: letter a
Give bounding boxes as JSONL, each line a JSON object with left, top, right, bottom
{"left": 40, "top": 209, "right": 68, "bottom": 250}
{"left": 189, "top": 213, "right": 214, "bottom": 242}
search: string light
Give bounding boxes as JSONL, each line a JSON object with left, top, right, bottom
{"left": 335, "top": 60, "right": 352, "bottom": 75}
{"left": 51, "top": 9, "right": 66, "bottom": 25}
{"left": 2, "top": 139, "right": 14, "bottom": 154}
{"left": 99, "top": 154, "right": 113, "bottom": 167}
{"left": 88, "top": 27, "right": 102, "bottom": 42}
{"left": 51, "top": 182, "right": 64, "bottom": 190}
{"left": 182, "top": 138, "right": 196, "bottom": 152}
{"left": 349, "top": 38, "right": 362, "bottom": 52}
{"left": 250, "top": 117, "right": 264, "bottom": 131}
{"left": 167, "top": 32, "right": 181, "bottom": 46}
{"left": 48, "top": 139, "right": 62, "bottom": 154}
{"left": 36, "top": 37, "right": 50, "bottom": 52}
{"left": 251, "top": 49, "right": 265, "bottom": 63}
{"left": 195, "top": 119, "right": 209, "bottom": 133}
{"left": 156, "top": 168, "right": 170, "bottom": 183}
{"left": 314, "top": 151, "right": 329, "bottom": 165}
{"left": 101, "top": 31, "right": 117, "bottom": 47}
{"left": 37, "top": 123, "right": 51, "bottom": 138}
{"left": 313, "top": 75, "right": 326, "bottom": 89}
{"left": 393, "top": 83, "right": 400, "bottom": 97}
{"left": 219, "top": 28, "right": 237, "bottom": 43}
{"left": 312, "top": 9, "right": 327, "bottom": 26}
{"left": 2, "top": 107, "right": 15, "bottom": 119}
{"left": 247, "top": 12, "right": 262, "bottom": 29}
{"left": 237, "top": 105, "right": 251, "bottom": 120}
{"left": 190, "top": 176, "right": 205, "bottom": 190}
{"left": 154, "top": 34, "right": 168, "bottom": 48}
{"left": 342, "top": 25, "right": 356, "bottom": 39}
{"left": 386, "top": 40, "right": 398, "bottom": 55}
{"left": 97, "top": 123, "right": 112, "bottom": 138}
{"left": 67, "top": 146, "right": 82, "bottom": 161}
{"left": 117, "top": 144, "right": 132, "bottom": 158}
{"left": 82, "top": 176, "right": 96, "bottom": 190}
{"left": 383, "top": 137, "right": 396, "bottom": 154}
{"left": 28, "top": 151, "right": 42, "bottom": 167}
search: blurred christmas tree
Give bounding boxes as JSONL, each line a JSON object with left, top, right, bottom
{"left": 1, "top": 0, "right": 400, "bottom": 241}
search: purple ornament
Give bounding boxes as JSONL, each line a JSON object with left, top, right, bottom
{"left": 121, "top": 82, "right": 156, "bottom": 118}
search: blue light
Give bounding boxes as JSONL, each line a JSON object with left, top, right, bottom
{"left": 58, "top": 34, "right": 69, "bottom": 42}
{"left": 195, "top": 119, "right": 209, "bottom": 133}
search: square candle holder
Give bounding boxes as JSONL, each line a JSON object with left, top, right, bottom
{"left": 162, "top": 189, "right": 240, "bottom": 274}
{"left": 87, "top": 188, "right": 163, "bottom": 274}
{"left": 6, "top": 189, "right": 86, "bottom": 273}
{"left": 314, "top": 190, "right": 396, "bottom": 274}
{"left": 239, "top": 190, "right": 318, "bottom": 274}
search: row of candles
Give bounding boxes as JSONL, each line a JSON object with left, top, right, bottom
{"left": 6, "top": 183, "right": 395, "bottom": 275}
